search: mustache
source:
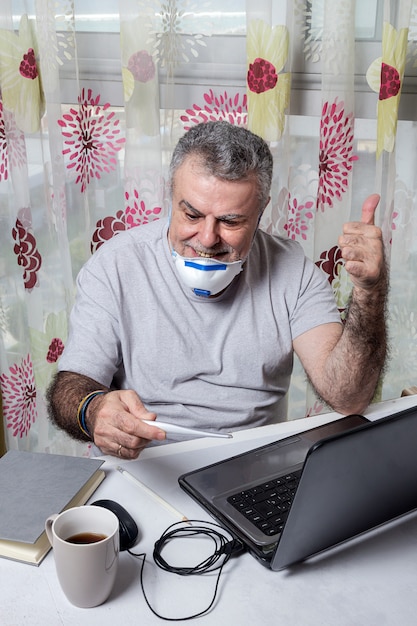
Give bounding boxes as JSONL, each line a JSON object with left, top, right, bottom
{"left": 185, "top": 241, "right": 231, "bottom": 256}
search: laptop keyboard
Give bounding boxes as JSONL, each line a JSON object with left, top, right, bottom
{"left": 226, "top": 469, "right": 302, "bottom": 537}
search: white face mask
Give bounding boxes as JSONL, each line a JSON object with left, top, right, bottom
{"left": 171, "top": 250, "right": 243, "bottom": 297}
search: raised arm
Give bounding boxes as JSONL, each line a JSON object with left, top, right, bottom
{"left": 294, "top": 194, "right": 388, "bottom": 415}
{"left": 46, "top": 371, "right": 166, "bottom": 458}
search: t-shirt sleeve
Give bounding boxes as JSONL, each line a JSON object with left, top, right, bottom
{"left": 58, "top": 261, "right": 122, "bottom": 386}
{"left": 289, "top": 253, "right": 342, "bottom": 341}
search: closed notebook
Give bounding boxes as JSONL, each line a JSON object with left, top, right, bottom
{"left": 0, "top": 450, "right": 105, "bottom": 565}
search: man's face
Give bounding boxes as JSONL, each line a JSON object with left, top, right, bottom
{"left": 168, "top": 156, "right": 265, "bottom": 263}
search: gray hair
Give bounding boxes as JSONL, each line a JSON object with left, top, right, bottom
{"left": 169, "top": 121, "right": 273, "bottom": 211}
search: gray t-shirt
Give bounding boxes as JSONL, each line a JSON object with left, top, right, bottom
{"left": 59, "top": 218, "right": 341, "bottom": 432}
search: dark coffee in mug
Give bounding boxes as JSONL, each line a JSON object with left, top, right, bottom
{"left": 66, "top": 532, "right": 107, "bottom": 544}
{"left": 45, "top": 506, "right": 120, "bottom": 607}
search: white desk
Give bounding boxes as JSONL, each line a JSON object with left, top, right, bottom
{"left": 3, "top": 395, "right": 417, "bottom": 626}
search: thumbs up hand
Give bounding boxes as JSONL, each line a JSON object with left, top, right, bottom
{"left": 338, "top": 194, "right": 386, "bottom": 292}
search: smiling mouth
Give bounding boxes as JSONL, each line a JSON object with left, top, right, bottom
{"left": 197, "top": 251, "right": 216, "bottom": 258}
{"left": 192, "top": 246, "right": 229, "bottom": 259}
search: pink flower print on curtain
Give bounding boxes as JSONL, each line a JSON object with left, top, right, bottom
{"left": 47, "top": 338, "right": 65, "bottom": 363}
{"left": 316, "top": 245, "right": 351, "bottom": 320}
{"left": 123, "top": 49, "right": 156, "bottom": 102}
{"left": 128, "top": 49, "right": 155, "bottom": 82}
{"left": 0, "top": 100, "right": 9, "bottom": 181}
{"left": 0, "top": 354, "right": 37, "bottom": 438}
{"left": 29, "top": 311, "right": 68, "bottom": 390}
{"left": 306, "top": 399, "right": 326, "bottom": 418}
{"left": 366, "top": 22, "right": 408, "bottom": 158}
{"left": 58, "top": 88, "right": 125, "bottom": 192}
{"left": 317, "top": 98, "right": 358, "bottom": 212}
{"left": 181, "top": 90, "right": 247, "bottom": 130}
{"left": 246, "top": 19, "right": 291, "bottom": 141}
{"left": 12, "top": 218, "right": 42, "bottom": 291}
{"left": 124, "top": 183, "right": 162, "bottom": 228}
{"left": 90, "top": 172, "right": 163, "bottom": 254}
{"left": 0, "top": 100, "right": 27, "bottom": 180}
{"left": 91, "top": 210, "right": 127, "bottom": 254}
{"left": 379, "top": 63, "right": 401, "bottom": 100}
{"left": 284, "top": 197, "right": 314, "bottom": 242}
{"left": 0, "top": 14, "right": 44, "bottom": 133}
{"left": 248, "top": 58, "right": 278, "bottom": 93}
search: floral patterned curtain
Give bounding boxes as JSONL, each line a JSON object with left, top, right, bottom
{"left": 0, "top": 0, "right": 416, "bottom": 455}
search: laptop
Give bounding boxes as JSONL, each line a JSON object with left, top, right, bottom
{"left": 179, "top": 405, "right": 417, "bottom": 570}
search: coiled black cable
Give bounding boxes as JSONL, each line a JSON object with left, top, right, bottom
{"left": 128, "top": 519, "right": 243, "bottom": 621}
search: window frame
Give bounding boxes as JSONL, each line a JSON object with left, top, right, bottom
{"left": 58, "top": 29, "right": 417, "bottom": 123}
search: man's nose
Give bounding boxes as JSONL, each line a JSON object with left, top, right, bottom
{"left": 199, "top": 218, "right": 220, "bottom": 248}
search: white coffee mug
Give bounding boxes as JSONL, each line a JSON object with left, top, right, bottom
{"left": 45, "top": 505, "right": 119, "bottom": 608}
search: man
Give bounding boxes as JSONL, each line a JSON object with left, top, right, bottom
{"left": 47, "top": 121, "right": 387, "bottom": 459}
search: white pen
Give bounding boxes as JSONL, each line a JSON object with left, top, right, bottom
{"left": 116, "top": 466, "right": 189, "bottom": 522}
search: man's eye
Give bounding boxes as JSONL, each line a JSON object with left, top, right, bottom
{"left": 221, "top": 219, "right": 240, "bottom": 227}
{"left": 185, "top": 212, "right": 199, "bottom": 220}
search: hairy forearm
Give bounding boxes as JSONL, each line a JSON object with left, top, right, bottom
{"left": 319, "top": 276, "right": 388, "bottom": 414}
{"left": 46, "top": 371, "right": 108, "bottom": 441}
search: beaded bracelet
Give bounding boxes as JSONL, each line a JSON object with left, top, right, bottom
{"left": 76, "top": 390, "right": 107, "bottom": 439}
